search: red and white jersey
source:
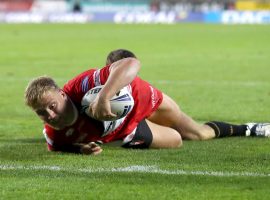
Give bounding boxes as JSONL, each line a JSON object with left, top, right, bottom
{"left": 43, "top": 65, "right": 163, "bottom": 151}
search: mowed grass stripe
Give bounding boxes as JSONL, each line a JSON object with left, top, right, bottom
{"left": 1, "top": 164, "right": 270, "bottom": 178}
{"left": 1, "top": 77, "right": 270, "bottom": 87}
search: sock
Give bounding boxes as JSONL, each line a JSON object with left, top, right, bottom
{"left": 205, "top": 121, "right": 247, "bottom": 138}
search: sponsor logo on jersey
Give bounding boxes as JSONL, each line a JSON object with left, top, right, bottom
{"left": 149, "top": 86, "right": 157, "bottom": 108}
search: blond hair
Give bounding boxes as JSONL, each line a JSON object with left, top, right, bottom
{"left": 24, "top": 76, "right": 59, "bottom": 108}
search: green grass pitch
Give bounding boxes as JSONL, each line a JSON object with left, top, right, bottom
{"left": 0, "top": 23, "right": 270, "bottom": 199}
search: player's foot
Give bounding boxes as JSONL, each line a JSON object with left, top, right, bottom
{"left": 245, "top": 123, "right": 270, "bottom": 137}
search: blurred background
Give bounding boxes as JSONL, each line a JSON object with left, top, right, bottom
{"left": 0, "top": 0, "right": 269, "bottom": 24}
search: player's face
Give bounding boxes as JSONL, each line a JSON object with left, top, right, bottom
{"left": 33, "top": 89, "right": 76, "bottom": 130}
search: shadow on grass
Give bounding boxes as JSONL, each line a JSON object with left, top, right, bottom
{"left": 0, "top": 137, "right": 45, "bottom": 144}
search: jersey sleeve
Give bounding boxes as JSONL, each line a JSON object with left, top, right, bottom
{"left": 63, "top": 69, "right": 95, "bottom": 104}
{"left": 43, "top": 125, "right": 81, "bottom": 153}
{"left": 97, "top": 64, "right": 111, "bottom": 85}
{"left": 63, "top": 65, "right": 112, "bottom": 104}
{"left": 43, "top": 124, "right": 72, "bottom": 152}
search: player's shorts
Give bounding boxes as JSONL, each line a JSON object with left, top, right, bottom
{"left": 122, "top": 120, "right": 153, "bottom": 149}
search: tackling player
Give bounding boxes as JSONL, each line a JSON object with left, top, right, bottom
{"left": 24, "top": 49, "right": 270, "bottom": 155}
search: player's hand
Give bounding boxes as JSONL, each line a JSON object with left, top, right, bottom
{"left": 80, "top": 142, "right": 103, "bottom": 155}
{"left": 88, "top": 95, "right": 117, "bottom": 121}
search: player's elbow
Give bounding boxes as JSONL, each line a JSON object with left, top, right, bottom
{"left": 123, "top": 57, "right": 141, "bottom": 73}
{"left": 110, "top": 57, "right": 141, "bottom": 78}
{"left": 130, "top": 57, "right": 141, "bottom": 69}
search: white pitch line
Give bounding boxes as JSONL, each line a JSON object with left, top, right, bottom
{"left": 0, "top": 164, "right": 269, "bottom": 178}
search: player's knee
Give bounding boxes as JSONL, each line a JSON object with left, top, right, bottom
{"left": 150, "top": 129, "right": 182, "bottom": 149}
{"left": 170, "top": 131, "right": 182, "bottom": 148}
{"left": 175, "top": 135, "right": 183, "bottom": 148}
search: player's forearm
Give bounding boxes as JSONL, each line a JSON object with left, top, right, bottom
{"left": 49, "top": 143, "right": 102, "bottom": 155}
{"left": 100, "top": 57, "right": 140, "bottom": 100}
{"left": 49, "top": 143, "right": 82, "bottom": 154}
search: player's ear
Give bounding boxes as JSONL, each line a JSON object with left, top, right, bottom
{"left": 59, "top": 89, "right": 67, "bottom": 99}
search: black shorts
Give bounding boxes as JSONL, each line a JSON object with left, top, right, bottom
{"left": 122, "top": 120, "right": 153, "bottom": 149}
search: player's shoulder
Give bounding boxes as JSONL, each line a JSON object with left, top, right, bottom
{"left": 62, "top": 68, "right": 98, "bottom": 98}
{"left": 64, "top": 69, "right": 96, "bottom": 87}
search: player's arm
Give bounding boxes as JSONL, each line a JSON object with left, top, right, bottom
{"left": 48, "top": 142, "right": 102, "bottom": 155}
{"left": 90, "top": 57, "right": 140, "bottom": 120}
{"left": 101, "top": 57, "right": 140, "bottom": 100}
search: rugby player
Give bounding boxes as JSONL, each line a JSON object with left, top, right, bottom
{"left": 24, "top": 49, "right": 270, "bottom": 155}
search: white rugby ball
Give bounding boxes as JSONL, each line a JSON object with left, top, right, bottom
{"left": 81, "top": 85, "right": 134, "bottom": 120}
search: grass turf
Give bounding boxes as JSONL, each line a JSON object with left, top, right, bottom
{"left": 0, "top": 23, "right": 270, "bottom": 199}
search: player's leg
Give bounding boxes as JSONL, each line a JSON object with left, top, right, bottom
{"left": 148, "top": 93, "right": 257, "bottom": 140}
{"left": 122, "top": 119, "right": 182, "bottom": 149}
{"left": 148, "top": 93, "right": 215, "bottom": 140}
{"left": 145, "top": 119, "right": 182, "bottom": 148}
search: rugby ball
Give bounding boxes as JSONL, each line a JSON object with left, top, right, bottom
{"left": 81, "top": 85, "right": 134, "bottom": 120}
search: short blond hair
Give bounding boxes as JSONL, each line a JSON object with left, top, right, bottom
{"left": 24, "top": 76, "right": 59, "bottom": 108}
